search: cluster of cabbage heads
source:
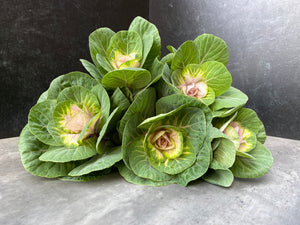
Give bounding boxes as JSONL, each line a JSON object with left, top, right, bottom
{"left": 19, "top": 17, "right": 273, "bottom": 187}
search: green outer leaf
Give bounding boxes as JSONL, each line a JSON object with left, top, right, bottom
{"left": 46, "top": 120, "right": 64, "bottom": 145}
{"left": 128, "top": 137, "right": 172, "bottom": 181}
{"left": 202, "top": 160, "right": 234, "bottom": 187}
{"left": 155, "top": 74, "right": 180, "bottom": 98}
{"left": 129, "top": 16, "right": 161, "bottom": 69}
{"left": 198, "top": 61, "right": 232, "bottom": 96}
{"left": 102, "top": 68, "right": 151, "bottom": 89}
{"left": 174, "top": 137, "right": 211, "bottom": 186}
{"left": 211, "top": 86, "right": 248, "bottom": 111}
{"left": 80, "top": 59, "right": 103, "bottom": 82}
{"left": 68, "top": 146, "right": 122, "bottom": 176}
{"left": 215, "top": 111, "right": 238, "bottom": 132}
{"left": 28, "top": 100, "right": 61, "bottom": 146}
{"left": 257, "top": 119, "right": 267, "bottom": 144}
{"left": 138, "top": 104, "right": 187, "bottom": 129}
{"left": 212, "top": 106, "right": 242, "bottom": 118}
{"left": 122, "top": 113, "right": 145, "bottom": 169}
{"left": 167, "top": 45, "right": 176, "bottom": 53}
{"left": 60, "top": 169, "right": 111, "bottom": 182}
{"left": 117, "top": 162, "right": 174, "bottom": 186}
{"left": 37, "top": 90, "right": 48, "bottom": 103}
{"left": 109, "top": 88, "right": 130, "bottom": 134}
{"left": 212, "top": 139, "right": 220, "bottom": 152}
{"left": 210, "top": 127, "right": 228, "bottom": 140}
{"left": 140, "top": 34, "right": 153, "bottom": 67}
{"left": 56, "top": 86, "right": 100, "bottom": 112}
{"left": 161, "top": 53, "right": 173, "bottom": 66}
{"left": 162, "top": 63, "right": 172, "bottom": 82}
{"left": 110, "top": 88, "right": 130, "bottom": 113}
{"left": 156, "top": 94, "right": 212, "bottom": 126}
{"left": 213, "top": 138, "right": 236, "bottom": 168}
{"left": 89, "top": 27, "right": 115, "bottom": 74}
{"left": 91, "top": 84, "right": 111, "bottom": 128}
{"left": 47, "top": 72, "right": 98, "bottom": 99}
{"left": 18, "top": 125, "right": 75, "bottom": 178}
{"left": 202, "top": 169, "right": 234, "bottom": 187}
{"left": 96, "top": 53, "right": 115, "bottom": 72}
{"left": 230, "top": 142, "right": 273, "bottom": 178}
{"left": 119, "top": 87, "right": 156, "bottom": 136}
{"left": 235, "top": 108, "right": 261, "bottom": 133}
{"left": 39, "top": 137, "right": 97, "bottom": 162}
{"left": 147, "top": 58, "right": 165, "bottom": 87}
{"left": 236, "top": 151, "right": 256, "bottom": 159}
{"left": 171, "top": 41, "right": 199, "bottom": 71}
{"left": 194, "top": 33, "right": 229, "bottom": 65}
{"left": 96, "top": 107, "right": 119, "bottom": 151}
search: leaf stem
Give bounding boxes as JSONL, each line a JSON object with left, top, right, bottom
{"left": 124, "top": 87, "right": 134, "bottom": 102}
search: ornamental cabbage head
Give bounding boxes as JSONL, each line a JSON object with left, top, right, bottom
{"left": 17, "top": 16, "right": 273, "bottom": 187}
{"left": 118, "top": 88, "right": 213, "bottom": 186}
{"left": 158, "top": 34, "right": 232, "bottom": 106}
{"left": 18, "top": 72, "right": 122, "bottom": 180}
{"left": 205, "top": 108, "right": 273, "bottom": 185}
{"left": 85, "top": 16, "right": 161, "bottom": 91}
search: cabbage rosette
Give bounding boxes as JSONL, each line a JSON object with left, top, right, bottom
{"left": 18, "top": 16, "right": 273, "bottom": 187}
{"left": 19, "top": 72, "right": 122, "bottom": 180}
{"left": 158, "top": 34, "right": 249, "bottom": 120}
{"left": 158, "top": 35, "right": 234, "bottom": 105}
{"left": 82, "top": 16, "right": 162, "bottom": 92}
{"left": 118, "top": 88, "right": 212, "bottom": 186}
{"left": 202, "top": 108, "right": 273, "bottom": 186}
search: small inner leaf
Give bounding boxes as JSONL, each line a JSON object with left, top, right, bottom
{"left": 230, "top": 122, "right": 257, "bottom": 152}
{"left": 107, "top": 31, "right": 143, "bottom": 69}
{"left": 147, "top": 128, "right": 183, "bottom": 160}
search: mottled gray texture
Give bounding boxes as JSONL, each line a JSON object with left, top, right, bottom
{"left": 0, "top": 136, "right": 299, "bottom": 225}
{"left": 0, "top": 0, "right": 149, "bottom": 139}
{"left": 149, "top": 0, "right": 300, "bottom": 140}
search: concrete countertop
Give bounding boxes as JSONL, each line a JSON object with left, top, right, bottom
{"left": 0, "top": 136, "right": 299, "bottom": 225}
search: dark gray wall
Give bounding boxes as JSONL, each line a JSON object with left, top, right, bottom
{"left": 0, "top": 0, "right": 149, "bottom": 138}
{"left": 150, "top": 0, "right": 300, "bottom": 140}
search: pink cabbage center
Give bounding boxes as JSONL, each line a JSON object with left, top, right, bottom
{"left": 63, "top": 105, "right": 93, "bottom": 133}
{"left": 181, "top": 82, "right": 208, "bottom": 99}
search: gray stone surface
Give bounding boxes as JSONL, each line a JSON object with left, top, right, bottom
{"left": 0, "top": 136, "right": 299, "bottom": 225}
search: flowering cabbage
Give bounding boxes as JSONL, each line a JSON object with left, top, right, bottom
{"left": 19, "top": 17, "right": 273, "bottom": 187}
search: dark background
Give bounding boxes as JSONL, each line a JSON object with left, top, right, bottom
{"left": 0, "top": 0, "right": 149, "bottom": 138}
{"left": 1, "top": 0, "right": 299, "bottom": 140}
{"left": 149, "top": 0, "right": 300, "bottom": 140}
